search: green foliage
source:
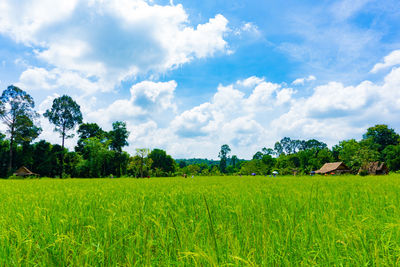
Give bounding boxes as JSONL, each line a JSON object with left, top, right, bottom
{"left": 76, "top": 122, "right": 107, "bottom": 154}
{"left": 149, "top": 149, "right": 175, "bottom": 176}
{"left": 44, "top": 95, "right": 82, "bottom": 178}
{"left": 383, "top": 145, "right": 400, "bottom": 171}
{"left": 362, "top": 124, "right": 400, "bottom": 152}
{"left": 44, "top": 95, "right": 83, "bottom": 142}
{"left": 218, "top": 144, "right": 231, "bottom": 173}
{"left": 0, "top": 85, "right": 41, "bottom": 172}
{"left": 109, "top": 121, "right": 129, "bottom": 152}
{"left": 78, "top": 137, "right": 114, "bottom": 178}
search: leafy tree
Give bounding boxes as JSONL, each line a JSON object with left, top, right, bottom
{"left": 108, "top": 121, "right": 129, "bottom": 176}
{"left": 50, "top": 144, "right": 65, "bottom": 177}
{"left": 261, "top": 147, "right": 275, "bottom": 156}
{"left": 239, "top": 159, "right": 268, "bottom": 175}
{"left": 315, "top": 148, "right": 334, "bottom": 168}
{"left": 333, "top": 139, "right": 360, "bottom": 172}
{"left": 218, "top": 144, "right": 231, "bottom": 173}
{"left": 64, "top": 151, "right": 83, "bottom": 178}
{"left": 32, "top": 140, "right": 53, "bottom": 177}
{"left": 362, "top": 124, "right": 399, "bottom": 152}
{"left": 109, "top": 121, "right": 129, "bottom": 152}
{"left": 128, "top": 155, "right": 152, "bottom": 178}
{"left": 253, "top": 151, "right": 263, "bottom": 160}
{"left": 280, "top": 137, "right": 293, "bottom": 154}
{"left": 149, "top": 149, "right": 175, "bottom": 176}
{"left": 0, "top": 85, "right": 41, "bottom": 173}
{"left": 262, "top": 154, "right": 276, "bottom": 173}
{"left": 78, "top": 137, "right": 113, "bottom": 178}
{"left": 135, "top": 148, "right": 151, "bottom": 178}
{"left": 274, "top": 142, "right": 283, "bottom": 156}
{"left": 354, "top": 146, "right": 380, "bottom": 171}
{"left": 304, "top": 139, "right": 327, "bottom": 151}
{"left": 231, "top": 155, "right": 238, "bottom": 169}
{"left": 0, "top": 133, "right": 9, "bottom": 177}
{"left": 383, "top": 145, "right": 400, "bottom": 171}
{"left": 76, "top": 122, "right": 106, "bottom": 154}
{"left": 44, "top": 95, "right": 82, "bottom": 177}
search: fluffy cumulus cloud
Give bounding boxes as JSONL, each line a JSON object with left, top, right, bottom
{"left": 1, "top": 0, "right": 230, "bottom": 93}
{"left": 88, "top": 53, "right": 400, "bottom": 158}
{"left": 86, "top": 80, "right": 177, "bottom": 127}
{"left": 33, "top": 55, "right": 400, "bottom": 158}
{"left": 272, "top": 66, "right": 400, "bottom": 146}
{"left": 370, "top": 50, "right": 400, "bottom": 73}
{"left": 292, "top": 75, "right": 316, "bottom": 85}
{"left": 168, "top": 77, "right": 294, "bottom": 157}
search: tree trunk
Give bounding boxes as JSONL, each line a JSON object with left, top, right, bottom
{"left": 61, "top": 128, "right": 65, "bottom": 179}
{"left": 8, "top": 135, "right": 13, "bottom": 174}
{"left": 140, "top": 156, "right": 143, "bottom": 178}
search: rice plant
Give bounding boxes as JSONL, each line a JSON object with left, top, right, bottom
{"left": 0, "top": 175, "right": 400, "bottom": 265}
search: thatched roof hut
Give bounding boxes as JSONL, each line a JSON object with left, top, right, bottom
{"left": 358, "top": 162, "right": 389, "bottom": 175}
{"left": 14, "top": 166, "right": 38, "bottom": 177}
{"left": 315, "top": 162, "right": 351, "bottom": 174}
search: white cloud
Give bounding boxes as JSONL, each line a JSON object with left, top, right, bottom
{"left": 371, "top": 50, "right": 400, "bottom": 73}
{"left": 237, "top": 76, "right": 264, "bottom": 88}
{"left": 0, "top": 0, "right": 78, "bottom": 44}
{"left": 234, "top": 22, "right": 261, "bottom": 37}
{"left": 1, "top": 0, "right": 231, "bottom": 93}
{"left": 86, "top": 80, "right": 177, "bottom": 128}
{"left": 17, "top": 67, "right": 100, "bottom": 95}
{"left": 292, "top": 75, "right": 316, "bottom": 85}
{"left": 331, "top": 0, "right": 372, "bottom": 21}
{"left": 169, "top": 78, "right": 292, "bottom": 157}
{"left": 32, "top": 66, "right": 400, "bottom": 158}
{"left": 271, "top": 67, "right": 400, "bottom": 145}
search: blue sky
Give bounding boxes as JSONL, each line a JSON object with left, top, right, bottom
{"left": 0, "top": 0, "right": 400, "bottom": 159}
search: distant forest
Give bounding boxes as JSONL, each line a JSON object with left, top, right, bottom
{"left": 1, "top": 85, "right": 400, "bottom": 178}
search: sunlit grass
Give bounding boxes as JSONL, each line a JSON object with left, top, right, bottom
{"left": 1, "top": 175, "right": 400, "bottom": 265}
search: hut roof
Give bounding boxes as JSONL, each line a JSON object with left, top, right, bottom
{"left": 315, "top": 162, "right": 350, "bottom": 174}
{"left": 359, "top": 162, "right": 389, "bottom": 175}
{"left": 14, "top": 166, "right": 38, "bottom": 176}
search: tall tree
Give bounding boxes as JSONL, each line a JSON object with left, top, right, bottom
{"left": 231, "top": 155, "right": 238, "bottom": 169}
{"left": 135, "top": 148, "right": 151, "bottom": 178}
{"left": 362, "top": 124, "right": 399, "bottom": 152}
{"left": 0, "top": 85, "right": 40, "bottom": 173}
{"left": 261, "top": 147, "right": 275, "bottom": 156}
{"left": 76, "top": 122, "right": 106, "bottom": 155}
{"left": 149, "top": 148, "right": 175, "bottom": 176}
{"left": 109, "top": 121, "right": 129, "bottom": 152}
{"left": 44, "top": 95, "right": 82, "bottom": 178}
{"left": 109, "top": 121, "right": 129, "bottom": 177}
{"left": 218, "top": 144, "right": 231, "bottom": 173}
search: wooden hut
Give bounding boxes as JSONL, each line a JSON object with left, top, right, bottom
{"left": 358, "top": 162, "right": 389, "bottom": 175}
{"left": 13, "top": 166, "right": 38, "bottom": 177}
{"left": 315, "top": 162, "right": 351, "bottom": 175}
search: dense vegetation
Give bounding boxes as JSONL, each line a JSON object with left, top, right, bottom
{"left": 1, "top": 175, "right": 400, "bottom": 265}
{"left": 1, "top": 85, "right": 400, "bottom": 178}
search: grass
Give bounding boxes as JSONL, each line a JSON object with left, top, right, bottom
{"left": 1, "top": 175, "right": 400, "bottom": 265}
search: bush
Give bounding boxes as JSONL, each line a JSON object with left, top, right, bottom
{"left": 359, "top": 170, "right": 369, "bottom": 176}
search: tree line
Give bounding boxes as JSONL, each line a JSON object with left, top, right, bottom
{"left": 200, "top": 124, "right": 400, "bottom": 176}
{"left": 1, "top": 85, "right": 400, "bottom": 178}
{"left": 0, "top": 85, "right": 176, "bottom": 178}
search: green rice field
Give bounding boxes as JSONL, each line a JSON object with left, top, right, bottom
{"left": 1, "top": 175, "right": 400, "bottom": 266}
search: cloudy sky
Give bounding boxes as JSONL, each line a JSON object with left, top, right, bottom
{"left": 1, "top": 0, "right": 400, "bottom": 159}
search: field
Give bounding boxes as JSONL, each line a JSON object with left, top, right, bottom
{"left": 1, "top": 175, "right": 400, "bottom": 266}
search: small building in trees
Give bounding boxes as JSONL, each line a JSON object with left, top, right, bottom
{"left": 358, "top": 162, "right": 389, "bottom": 175}
{"left": 13, "top": 166, "right": 39, "bottom": 177}
{"left": 315, "top": 162, "right": 351, "bottom": 175}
